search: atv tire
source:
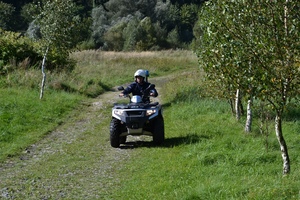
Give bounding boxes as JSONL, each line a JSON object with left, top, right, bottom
{"left": 110, "top": 118, "right": 121, "bottom": 148}
{"left": 153, "top": 116, "right": 165, "bottom": 145}
{"left": 120, "top": 136, "right": 127, "bottom": 144}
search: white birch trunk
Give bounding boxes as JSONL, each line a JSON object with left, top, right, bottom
{"left": 275, "top": 0, "right": 290, "bottom": 175}
{"left": 235, "top": 89, "right": 241, "bottom": 120}
{"left": 40, "top": 48, "right": 48, "bottom": 99}
{"left": 244, "top": 98, "right": 252, "bottom": 133}
{"left": 246, "top": 53, "right": 253, "bottom": 133}
{"left": 275, "top": 114, "right": 290, "bottom": 175}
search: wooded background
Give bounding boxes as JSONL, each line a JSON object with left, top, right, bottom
{"left": 0, "top": 0, "right": 206, "bottom": 51}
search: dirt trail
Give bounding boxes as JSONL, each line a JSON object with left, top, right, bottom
{"left": 0, "top": 77, "right": 167, "bottom": 199}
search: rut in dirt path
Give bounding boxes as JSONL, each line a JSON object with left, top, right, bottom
{"left": 0, "top": 77, "right": 166, "bottom": 199}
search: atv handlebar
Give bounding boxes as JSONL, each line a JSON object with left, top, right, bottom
{"left": 118, "top": 84, "right": 156, "bottom": 102}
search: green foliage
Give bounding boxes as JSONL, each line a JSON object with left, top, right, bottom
{"left": 0, "top": 29, "right": 41, "bottom": 72}
{"left": 0, "top": 29, "right": 76, "bottom": 73}
{"left": 194, "top": 0, "right": 300, "bottom": 174}
{"left": 36, "top": 0, "right": 79, "bottom": 51}
{"left": 0, "top": 0, "right": 206, "bottom": 51}
{"left": 135, "top": 17, "right": 158, "bottom": 51}
{"left": 103, "top": 20, "right": 127, "bottom": 51}
{"left": 90, "top": 0, "right": 203, "bottom": 50}
{"left": 76, "top": 39, "right": 96, "bottom": 50}
{"left": 122, "top": 17, "right": 140, "bottom": 51}
{"left": 90, "top": 6, "right": 109, "bottom": 47}
{"left": 70, "top": 16, "right": 93, "bottom": 49}
{"left": 195, "top": 0, "right": 300, "bottom": 110}
{"left": 180, "top": 4, "right": 199, "bottom": 28}
{"left": 167, "top": 27, "right": 181, "bottom": 49}
{"left": 37, "top": 1, "right": 72, "bottom": 46}
{"left": 0, "top": 2, "right": 15, "bottom": 30}
{"left": 22, "top": 0, "right": 84, "bottom": 70}
{"left": 20, "top": 2, "right": 39, "bottom": 23}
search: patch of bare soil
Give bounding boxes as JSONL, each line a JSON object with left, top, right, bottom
{"left": 0, "top": 77, "right": 166, "bottom": 199}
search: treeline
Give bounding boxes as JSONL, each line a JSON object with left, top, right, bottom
{"left": 0, "top": 0, "right": 206, "bottom": 51}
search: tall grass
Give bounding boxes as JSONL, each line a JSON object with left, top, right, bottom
{"left": 1, "top": 50, "right": 198, "bottom": 97}
{"left": 69, "top": 50, "right": 198, "bottom": 96}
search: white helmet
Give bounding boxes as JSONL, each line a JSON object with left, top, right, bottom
{"left": 134, "top": 69, "right": 146, "bottom": 78}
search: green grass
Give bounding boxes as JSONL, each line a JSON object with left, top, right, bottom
{"left": 0, "top": 50, "right": 198, "bottom": 160}
{"left": 0, "top": 50, "right": 299, "bottom": 199}
{"left": 107, "top": 73, "right": 300, "bottom": 200}
{"left": 0, "top": 88, "right": 83, "bottom": 161}
{"left": 108, "top": 102, "right": 300, "bottom": 200}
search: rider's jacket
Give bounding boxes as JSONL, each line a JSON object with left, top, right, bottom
{"left": 122, "top": 82, "right": 158, "bottom": 103}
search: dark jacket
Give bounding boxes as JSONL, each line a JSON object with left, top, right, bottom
{"left": 122, "top": 82, "right": 158, "bottom": 103}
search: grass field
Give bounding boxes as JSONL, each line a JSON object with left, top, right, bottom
{"left": 0, "top": 50, "right": 300, "bottom": 199}
{"left": 0, "top": 50, "right": 197, "bottom": 161}
{"left": 108, "top": 71, "right": 300, "bottom": 200}
{"left": 0, "top": 88, "right": 83, "bottom": 161}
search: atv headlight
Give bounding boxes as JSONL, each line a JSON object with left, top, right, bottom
{"left": 146, "top": 109, "right": 156, "bottom": 116}
{"left": 114, "top": 110, "right": 124, "bottom": 115}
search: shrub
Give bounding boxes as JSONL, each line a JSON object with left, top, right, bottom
{"left": 0, "top": 29, "right": 76, "bottom": 73}
{"left": 0, "top": 29, "right": 41, "bottom": 70}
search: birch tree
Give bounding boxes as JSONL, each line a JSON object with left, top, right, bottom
{"left": 195, "top": 0, "right": 300, "bottom": 174}
{"left": 35, "top": 0, "right": 78, "bottom": 99}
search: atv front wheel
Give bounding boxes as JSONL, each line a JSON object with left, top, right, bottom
{"left": 153, "top": 116, "right": 165, "bottom": 145}
{"left": 110, "top": 118, "right": 121, "bottom": 147}
{"left": 120, "top": 136, "right": 127, "bottom": 144}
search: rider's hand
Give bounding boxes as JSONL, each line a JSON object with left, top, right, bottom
{"left": 119, "top": 93, "right": 124, "bottom": 97}
{"left": 150, "top": 93, "right": 154, "bottom": 96}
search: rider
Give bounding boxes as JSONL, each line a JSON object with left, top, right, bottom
{"left": 119, "top": 69, "right": 158, "bottom": 103}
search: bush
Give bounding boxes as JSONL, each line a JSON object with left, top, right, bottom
{"left": 103, "top": 21, "right": 127, "bottom": 51}
{"left": 0, "top": 29, "right": 41, "bottom": 70}
{"left": 0, "top": 29, "right": 76, "bottom": 73}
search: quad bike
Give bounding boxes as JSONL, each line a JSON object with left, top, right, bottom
{"left": 109, "top": 84, "right": 164, "bottom": 148}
